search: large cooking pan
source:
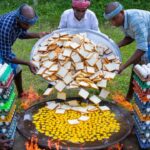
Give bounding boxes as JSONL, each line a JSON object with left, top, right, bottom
{"left": 17, "top": 97, "right": 133, "bottom": 150}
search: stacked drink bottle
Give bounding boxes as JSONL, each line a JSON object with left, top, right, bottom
{"left": 0, "top": 63, "right": 17, "bottom": 146}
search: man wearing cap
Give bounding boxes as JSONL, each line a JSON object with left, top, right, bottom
{"left": 0, "top": 4, "right": 48, "bottom": 97}
{"left": 58, "top": 0, "right": 100, "bottom": 32}
{"left": 104, "top": 2, "right": 150, "bottom": 101}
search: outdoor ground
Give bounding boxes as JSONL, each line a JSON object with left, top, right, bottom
{"left": 0, "top": 1, "right": 145, "bottom": 150}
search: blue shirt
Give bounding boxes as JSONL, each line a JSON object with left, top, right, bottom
{"left": 122, "top": 9, "right": 150, "bottom": 52}
{"left": 0, "top": 10, "right": 27, "bottom": 62}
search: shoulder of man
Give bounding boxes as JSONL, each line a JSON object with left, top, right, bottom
{"left": 126, "top": 9, "right": 146, "bottom": 24}
{"left": 62, "top": 9, "right": 73, "bottom": 16}
{"left": 0, "top": 10, "right": 17, "bottom": 27}
{"left": 86, "top": 9, "right": 97, "bottom": 19}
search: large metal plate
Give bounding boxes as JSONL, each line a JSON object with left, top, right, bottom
{"left": 31, "top": 29, "right": 121, "bottom": 60}
{"left": 17, "top": 98, "right": 133, "bottom": 150}
{"left": 31, "top": 29, "right": 122, "bottom": 85}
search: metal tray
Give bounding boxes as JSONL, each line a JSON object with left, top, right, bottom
{"left": 31, "top": 29, "right": 122, "bottom": 85}
{"left": 17, "top": 98, "right": 133, "bottom": 150}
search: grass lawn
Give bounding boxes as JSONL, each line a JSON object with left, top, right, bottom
{"left": 0, "top": 1, "right": 137, "bottom": 100}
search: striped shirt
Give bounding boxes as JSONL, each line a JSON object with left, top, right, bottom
{"left": 121, "top": 9, "right": 150, "bottom": 63}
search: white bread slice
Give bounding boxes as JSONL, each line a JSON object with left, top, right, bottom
{"left": 78, "top": 88, "right": 89, "bottom": 99}
{"left": 99, "top": 89, "right": 110, "bottom": 99}
{"left": 55, "top": 81, "right": 66, "bottom": 92}
{"left": 87, "top": 66, "right": 95, "bottom": 74}
{"left": 67, "top": 100, "right": 79, "bottom": 107}
{"left": 79, "top": 32, "right": 87, "bottom": 38}
{"left": 79, "top": 81, "right": 89, "bottom": 87}
{"left": 96, "top": 60, "right": 102, "bottom": 70}
{"left": 95, "top": 46, "right": 104, "bottom": 56}
{"left": 32, "top": 55, "right": 41, "bottom": 61}
{"left": 68, "top": 119, "right": 79, "bottom": 125}
{"left": 57, "top": 67, "right": 68, "bottom": 78}
{"left": 105, "top": 49, "right": 112, "bottom": 54}
{"left": 89, "top": 83, "right": 99, "bottom": 90}
{"left": 43, "top": 88, "right": 54, "bottom": 96}
{"left": 71, "top": 35, "right": 83, "bottom": 45}
{"left": 41, "top": 57, "right": 49, "bottom": 62}
{"left": 90, "top": 71, "right": 103, "bottom": 80}
{"left": 75, "top": 62, "right": 84, "bottom": 70}
{"left": 71, "top": 52, "right": 81, "bottom": 63}
{"left": 64, "top": 62, "right": 72, "bottom": 70}
{"left": 40, "top": 41, "right": 49, "bottom": 47}
{"left": 44, "top": 70, "right": 55, "bottom": 76}
{"left": 78, "top": 116, "right": 90, "bottom": 121}
{"left": 57, "top": 92, "right": 66, "bottom": 100}
{"left": 63, "top": 72, "right": 73, "bottom": 84}
{"left": 37, "top": 67, "right": 46, "bottom": 75}
{"left": 48, "top": 51, "right": 57, "bottom": 60}
{"left": 104, "top": 63, "right": 120, "bottom": 72}
{"left": 47, "top": 102, "right": 59, "bottom": 110}
{"left": 58, "top": 53, "right": 66, "bottom": 61}
{"left": 32, "top": 61, "right": 40, "bottom": 69}
{"left": 60, "top": 32, "right": 68, "bottom": 37}
{"left": 63, "top": 48, "right": 72, "bottom": 57}
{"left": 71, "top": 107, "right": 88, "bottom": 113}
{"left": 106, "top": 54, "right": 116, "bottom": 61}
{"left": 43, "top": 61, "right": 54, "bottom": 68}
{"left": 97, "top": 80, "right": 107, "bottom": 88}
{"left": 78, "top": 46, "right": 89, "bottom": 58}
{"left": 84, "top": 43, "right": 94, "bottom": 52}
{"left": 86, "top": 105, "right": 98, "bottom": 111}
{"left": 56, "top": 41, "right": 64, "bottom": 47}
{"left": 87, "top": 56, "right": 98, "bottom": 67}
{"left": 63, "top": 41, "right": 72, "bottom": 47}
{"left": 38, "top": 46, "right": 47, "bottom": 52}
{"left": 60, "top": 104, "right": 71, "bottom": 110}
{"left": 89, "top": 95, "right": 101, "bottom": 104}
{"left": 52, "top": 33, "right": 60, "bottom": 38}
{"left": 55, "top": 108, "right": 66, "bottom": 114}
{"left": 99, "top": 106, "right": 110, "bottom": 111}
{"left": 104, "top": 71, "right": 116, "bottom": 79}
{"left": 70, "top": 42, "right": 80, "bottom": 49}
{"left": 49, "top": 64, "right": 59, "bottom": 72}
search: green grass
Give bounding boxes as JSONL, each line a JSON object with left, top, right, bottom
{"left": 0, "top": 0, "right": 138, "bottom": 99}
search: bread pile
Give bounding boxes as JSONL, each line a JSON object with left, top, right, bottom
{"left": 32, "top": 32, "right": 121, "bottom": 92}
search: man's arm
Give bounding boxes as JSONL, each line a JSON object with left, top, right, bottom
{"left": 118, "top": 36, "right": 134, "bottom": 48}
{"left": 118, "top": 18, "right": 148, "bottom": 74}
{"left": 58, "top": 11, "right": 67, "bottom": 29}
{"left": 91, "top": 12, "right": 100, "bottom": 32}
{"left": 20, "top": 32, "right": 50, "bottom": 39}
{"left": 118, "top": 49, "right": 145, "bottom": 74}
{"left": 0, "top": 134, "right": 13, "bottom": 150}
{"left": 10, "top": 58, "right": 37, "bottom": 74}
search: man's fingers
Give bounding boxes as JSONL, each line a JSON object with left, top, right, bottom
{"left": 29, "top": 62, "right": 38, "bottom": 74}
{"left": 0, "top": 134, "right": 6, "bottom": 139}
{"left": 30, "top": 66, "right": 37, "bottom": 74}
{"left": 1, "top": 139, "right": 13, "bottom": 144}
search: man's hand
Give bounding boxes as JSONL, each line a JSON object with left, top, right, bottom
{"left": 23, "top": 32, "right": 50, "bottom": 39}
{"left": 38, "top": 32, "right": 50, "bottom": 38}
{"left": 28, "top": 62, "right": 37, "bottom": 74}
{"left": 118, "top": 64, "right": 125, "bottom": 74}
{"left": 0, "top": 134, "right": 12, "bottom": 150}
{"left": 117, "top": 36, "right": 134, "bottom": 48}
